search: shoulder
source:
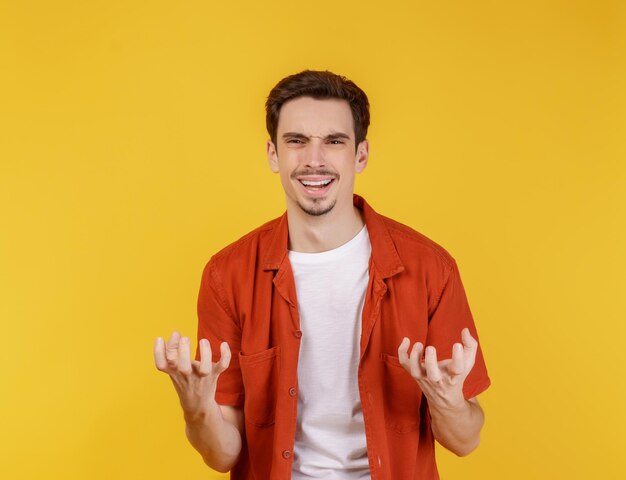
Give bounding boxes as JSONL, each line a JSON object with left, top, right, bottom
{"left": 213, "top": 216, "right": 279, "bottom": 259}
{"left": 379, "top": 214, "right": 457, "bottom": 271}
{"left": 202, "top": 215, "right": 282, "bottom": 278}
{"left": 379, "top": 213, "right": 455, "bottom": 264}
{"left": 372, "top": 214, "right": 462, "bottom": 310}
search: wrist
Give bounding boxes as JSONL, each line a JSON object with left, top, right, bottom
{"left": 183, "top": 399, "right": 222, "bottom": 426}
{"left": 427, "top": 394, "right": 469, "bottom": 417}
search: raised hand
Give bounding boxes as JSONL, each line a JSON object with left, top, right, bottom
{"left": 154, "top": 331, "right": 231, "bottom": 421}
{"left": 397, "top": 328, "right": 478, "bottom": 410}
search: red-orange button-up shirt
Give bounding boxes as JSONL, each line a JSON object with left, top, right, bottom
{"left": 197, "top": 194, "right": 490, "bottom": 479}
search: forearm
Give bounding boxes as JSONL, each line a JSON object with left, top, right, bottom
{"left": 428, "top": 398, "right": 484, "bottom": 457}
{"left": 184, "top": 401, "right": 242, "bottom": 473}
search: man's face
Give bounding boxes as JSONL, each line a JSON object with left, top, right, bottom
{"left": 266, "top": 96, "right": 369, "bottom": 217}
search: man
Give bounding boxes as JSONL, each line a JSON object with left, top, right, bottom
{"left": 154, "top": 70, "right": 490, "bottom": 479}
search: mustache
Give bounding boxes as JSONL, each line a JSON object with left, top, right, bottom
{"left": 290, "top": 169, "right": 339, "bottom": 179}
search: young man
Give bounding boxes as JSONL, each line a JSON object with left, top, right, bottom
{"left": 154, "top": 70, "right": 490, "bottom": 479}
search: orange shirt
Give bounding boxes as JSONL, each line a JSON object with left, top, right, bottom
{"left": 196, "top": 194, "right": 490, "bottom": 479}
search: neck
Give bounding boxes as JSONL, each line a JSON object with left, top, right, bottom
{"left": 286, "top": 197, "right": 365, "bottom": 253}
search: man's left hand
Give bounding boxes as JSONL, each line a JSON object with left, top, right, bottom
{"left": 397, "top": 327, "right": 477, "bottom": 411}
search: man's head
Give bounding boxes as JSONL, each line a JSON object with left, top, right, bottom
{"left": 265, "top": 70, "right": 370, "bottom": 217}
{"left": 265, "top": 70, "right": 370, "bottom": 150}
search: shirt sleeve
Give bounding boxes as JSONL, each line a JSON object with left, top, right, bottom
{"left": 196, "top": 258, "right": 244, "bottom": 407}
{"left": 425, "top": 258, "right": 491, "bottom": 400}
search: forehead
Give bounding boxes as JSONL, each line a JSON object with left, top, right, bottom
{"left": 277, "top": 97, "right": 354, "bottom": 137}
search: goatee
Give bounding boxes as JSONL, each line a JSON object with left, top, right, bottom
{"left": 298, "top": 199, "right": 336, "bottom": 216}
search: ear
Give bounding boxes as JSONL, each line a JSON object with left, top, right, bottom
{"left": 267, "top": 140, "right": 280, "bottom": 173}
{"left": 354, "top": 140, "right": 369, "bottom": 174}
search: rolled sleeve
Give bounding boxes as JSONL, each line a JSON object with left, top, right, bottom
{"left": 426, "top": 259, "right": 491, "bottom": 400}
{"left": 196, "top": 258, "right": 245, "bottom": 407}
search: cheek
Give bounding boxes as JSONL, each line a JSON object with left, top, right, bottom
{"left": 279, "top": 170, "right": 295, "bottom": 190}
{"left": 276, "top": 152, "right": 301, "bottom": 172}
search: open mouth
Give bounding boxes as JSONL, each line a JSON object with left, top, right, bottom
{"left": 292, "top": 172, "right": 339, "bottom": 198}
{"left": 300, "top": 179, "right": 333, "bottom": 188}
{"left": 297, "top": 177, "right": 335, "bottom": 197}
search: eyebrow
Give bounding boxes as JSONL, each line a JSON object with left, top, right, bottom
{"left": 281, "top": 131, "right": 352, "bottom": 141}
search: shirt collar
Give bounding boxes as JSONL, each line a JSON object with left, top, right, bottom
{"left": 263, "top": 194, "right": 404, "bottom": 279}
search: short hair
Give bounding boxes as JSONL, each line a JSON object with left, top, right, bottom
{"left": 265, "top": 70, "right": 370, "bottom": 149}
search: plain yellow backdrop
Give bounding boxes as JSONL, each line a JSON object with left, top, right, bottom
{"left": 1, "top": 0, "right": 625, "bottom": 478}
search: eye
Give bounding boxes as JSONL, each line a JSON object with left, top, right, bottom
{"left": 287, "top": 138, "right": 303, "bottom": 144}
{"left": 329, "top": 140, "right": 344, "bottom": 145}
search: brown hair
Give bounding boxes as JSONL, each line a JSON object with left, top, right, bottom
{"left": 265, "top": 70, "right": 370, "bottom": 149}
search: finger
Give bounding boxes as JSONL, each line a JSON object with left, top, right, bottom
{"left": 196, "top": 338, "right": 212, "bottom": 376}
{"left": 461, "top": 327, "right": 478, "bottom": 367}
{"left": 178, "top": 336, "right": 192, "bottom": 375}
{"left": 165, "top": 331, "right": 181, "bottom": 367}
{"left": 214, "top": 342, "right": 231, "bottom": 375}
{"left": 397, "top": 337, "right": 410, "bottom": 368}
{"left": 409, "top": 342, "right": 424, "bottom": 379}
{"left": 154, "top": 337, "right": 168, "bottom": 371}
{"left": 424, "top": 346, "right": 442, "bottom": 382}
{"left": 461, "top": 327, "right": 478, "bottom": 351}
{"left": 449, "top": 342, "right": 464, "bottom": 376}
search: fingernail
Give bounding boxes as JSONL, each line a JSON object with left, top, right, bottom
{"left": 181, "top": 337, "right": 189, "bottom": 344}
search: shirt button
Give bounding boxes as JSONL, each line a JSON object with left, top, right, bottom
{"left": 288, "top": 387, "right": 297, "bottom": 396}
{"left": 293, "top": 330, "right": 302, "bottom": 338}
{"left": 282, "top": 450, "right": 291, "bottom": 459}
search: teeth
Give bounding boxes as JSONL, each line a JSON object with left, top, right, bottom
{"left": 301, "top": 179, "right": 332, "bottom": 186}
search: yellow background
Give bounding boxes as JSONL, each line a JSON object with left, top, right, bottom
{"left": 1, "top": 0, "right": 625, "bottom": 478}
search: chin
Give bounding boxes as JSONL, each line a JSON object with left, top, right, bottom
{"left": 297, "top": 198, "right": 336, "bottom": 217}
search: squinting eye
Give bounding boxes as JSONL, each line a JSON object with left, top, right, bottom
{"left": 287, "top": 139, "right": 303, "bottom": 144}
{"left": 329, "top": 140, "right": 344, "bottom": 145}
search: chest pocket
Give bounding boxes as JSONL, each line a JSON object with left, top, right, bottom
{"left": 380, "top": 353, "right": 423, "bottom": 433}
{"left": 239, "top": 346, "right": 281, "bottom": 428}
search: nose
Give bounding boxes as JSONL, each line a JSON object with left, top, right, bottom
{"left": 305, "top": 141, "right": 325, "bottom": 168}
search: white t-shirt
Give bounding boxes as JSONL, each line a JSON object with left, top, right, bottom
{"left": 288, "top": 225, "right": 372, "bottom": 479}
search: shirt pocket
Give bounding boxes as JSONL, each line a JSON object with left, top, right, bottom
{"left": 239, "top": 346, "right": 280, "bottom": 428}
{"left": 380, "top": 353, "right": 423, "bottom": 433}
